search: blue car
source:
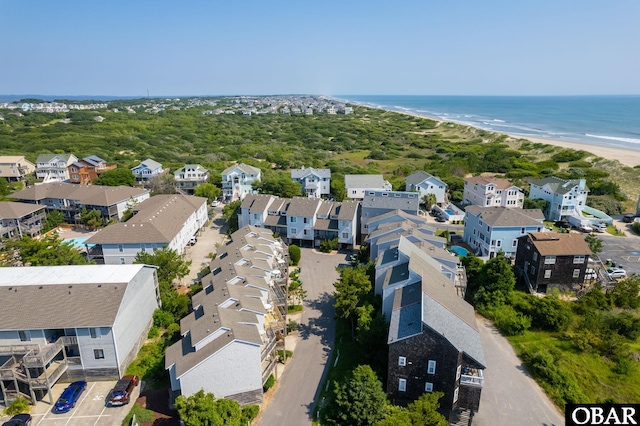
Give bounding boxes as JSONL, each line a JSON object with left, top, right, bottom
{"left": 53, "top": 381, "right": 87, "bottom": 413}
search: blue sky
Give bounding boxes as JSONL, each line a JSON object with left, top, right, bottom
{"left": 1, "top": 1, "right": 638, "bottom": 96}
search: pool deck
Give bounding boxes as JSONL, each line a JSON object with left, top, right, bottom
{"left": 56, "top": 227, "right": 98, "bottom": 240}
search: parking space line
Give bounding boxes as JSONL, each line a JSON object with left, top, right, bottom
{"left": 93, "top": 405, "right": 108, "bottom": 426}
{"left": 64, "top": 382, "right": 96, "bottom": 426}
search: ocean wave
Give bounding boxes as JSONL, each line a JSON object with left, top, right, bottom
{"left": 585, "top": 133, "right": 640, "bottom": 145}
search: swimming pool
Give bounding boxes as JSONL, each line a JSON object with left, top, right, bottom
{"left": 63, "top": 237, "right": 94, "bottom": 247}
{"left": 445, "top": 209, "right": 456, "bottom": 215}
{"left": 449, "top": 246, "right": 470, "bottom": 257}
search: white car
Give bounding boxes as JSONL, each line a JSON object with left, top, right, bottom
{"left": 211, "top": 200, "right": 220, "bottom": 207}
{"left": 607, "top": 268, "right": 627, "bottom": 279}
{"left": 593, "top": 223, "right": 607, "bottom": 233}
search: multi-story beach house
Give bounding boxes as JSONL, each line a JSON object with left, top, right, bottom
{"left": 174, "top": 164, "right": 209, "bottom": 194}
{"left": 344, "top": 174, "right": 392, "bottom": 200}
{"left": 238, "top": 194, "right": 359, "bottom": 249}
{"left": 0, "top": 201, "right": 46, "bottom": 240}
{"left": 290, "top": 167, "right": 331, "bottom": 198}
{"left": 360, "top": 190, "right": 420, "bottom": 237}
{"left": 528, "top": 176, "right": 589, "bottom": 221}
{"left": 8, "top": 182, "right": 149, "bottom": 223}
{"left": 0, "top": 264, "right": 159, "bottom": 405}
{"left": 463, "top": 176, "right": 524, "bottom": 209}
{"left": 0, "top": 156, "right": 35, "bottom": 182}
{"left": 68, "top": 155, "right": 117, "bottom": 185}
{"left": 35, "top": 153, "right": 78, "bottom": 183}
{"left": 85, "top": 194, "right": 207, "bottom": 264}
{"left": 221, "top": 163, "right": 261, "bottom": 201}
{"left": 463, "top": 206, "right": 546, "bottom": 259}
{"left": 166, "top": 226, "right": 287, "bottom": 405}
{"left": 515, "top": 232, "right": 592, "bottom": 293}
{"left": 131, "top": 158, "right": 167, "bottom": 185}
{"left": 405, "top": 171, "right": 448, "bottom": 206}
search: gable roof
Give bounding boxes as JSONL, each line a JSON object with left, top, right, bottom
{"left": 344, "top": 174, "right": 386, "bottom": 189}
{"left": 287, "top": 197, "right": 322, "bottom": 217}
{"left": 336, "top": 200, "right": 359, "bottom": 220}
{"left": 530, "top": 176, "right": 589, "bottom": 194}
{"left": 465, "top": 206, "right": 545, "bottom": 227}
{"left": 362, "top": 193, "right": 420, "bottom": 211}
{"left": 291, "top": 167, "right": 331, "bottom": 179}
{"left": 132, "top": 158, "right": 162, "bottom": 172}
{"left": 0, "top": 201, "right": 45, "bottom": 219}
{"left": 36, "top": 153, "right": 74, "bottom": 164}
{"left": 8, "top": 183, "right": 148, "bottom": 206}
{"left": 405, "top": 171, "right": 445, "bottom": 187}
{"left": 0, "top": 265, "right": 152, "bottom": 329}
{"left": 525, "top": 232, "right": 592, "bottom": 256}
{"left": 465, "top": 175, "right": 520, "bottom": 190}
{"left": 85, "top": 194, "right": 206, "bottom": 244}
{"left": 222, "top": 163, "right": 261, "bottom": 176}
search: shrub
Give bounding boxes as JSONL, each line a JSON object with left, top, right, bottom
{"left": 319, "top": 238, "right": 338, "bottom": 253}
{"left": 242, "top": 405, "right": 260, "bottom": 423}
{"left": 552, "top": 149, "right": 587, "bottom": 162}
{"left": 147, "top": 326, "right": 159, "bottom": 339}
{"left": 263, "top": 374, "right": 275, "bottom": 391}
{"left": 632, "top": 222, "right": 640, "bottom": 235}
{"left": 4, "top": 397, "right": 30, "bottom": 416}
{"left": 289, "top": 245, "right": 301, "bottom": 265}
{"left": 489, "top": 304, "right": 531, "bottom": 336}
{"left": 278, "top": 349, "right": 293, "bottom": 363}
{"left": 152, "top": 309, "right": 174, "bottom": 328}
{"left": 288, "top": 305, "right": 302, "bottom": 313}
{"left": 122, "top": 404, "right": 154, "bottom": 425}
{"left": 287, "top": 319, "right": 299, "bottom": 333}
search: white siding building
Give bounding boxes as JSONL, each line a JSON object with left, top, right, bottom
{"left": 345, "top": 174, "right": 392, "bottom": 200}
{"left": 222, "top": 164, "right": 261, "bottom": 201}
{"left": 35, "top": 153, "right": 78, "bottom": 183}
{"left": 174, "top": 164, "right": 209, "bottom": 194}
{"left": 405, "top": 171, "right": 448, "bottom": 205}
{"left": 463, "top": 176, "right": 524, "bottom": 209}
{"left": 0, "top": 265, "right": 159, "bottom": 404}
{"left": 291, "top": 167, "right": 331, "bottom": 198}
{"left": 528, "top": 177, "right": 589, "bottom": 221}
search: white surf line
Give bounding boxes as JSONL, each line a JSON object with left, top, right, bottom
{"left": 64, "top": 382, "right": 96, "bottom": 426}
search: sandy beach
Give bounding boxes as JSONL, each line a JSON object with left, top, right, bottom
{"left": 391, "top": 107, "right": 640, "bottom": 168}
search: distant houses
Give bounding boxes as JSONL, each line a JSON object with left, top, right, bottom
{"left": 35, "top": 153, "right": 78, "bottom": 183}
{"left": 174, "top": 164, "right": 209, "bottom": 194}
{"left": 0, "top": 156, "right": 35, "bottom": 182}
{"left": 222, "top": 163, "right": 261, "bottom": 202}
{"left": 405, "top": 171, "right": 448, "bottom": 206}
{"left": 290, "top": 167, "right": 331, "bottom": 198}
{"left": 344, "top": 174, "right": 392, "bottom": 200}
{"left": 463, "top": 176, "right": 524, "bottom": 209}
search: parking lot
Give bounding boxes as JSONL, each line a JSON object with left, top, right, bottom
{"left": 14, "top": 380, "right": 139, "bottom": 426}
{"left": 599, "top": 233, "right": 640, "bottom": 277}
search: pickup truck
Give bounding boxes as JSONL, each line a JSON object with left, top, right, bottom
{"left": 107, "top": 375, "right": 139, "bottom": 407}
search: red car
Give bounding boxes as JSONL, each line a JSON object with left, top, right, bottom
{"left": 107, "top": 375, "right": 139, "bottom": 407}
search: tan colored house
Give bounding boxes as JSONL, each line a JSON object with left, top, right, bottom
{"left": 0, "top": 156, "right": 35, "bottom": 182}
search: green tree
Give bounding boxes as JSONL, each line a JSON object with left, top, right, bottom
{"left": 376, "top": 392, "right": 448, "bottom": 426}
{"left": 0, "top": 177, "right": 10, "bottom": 199}
{"left": 222, "top": 200, "right": 241, "bottom": 233}
{"left": 3, "top": 397, "right": 30, "bottom": 416}
{"left": 134, "top": 247, "right": 191, "bottom": 285}
{"left": 1, "top": 235, "right": 90, "bottom": 266}
{"left": 331, "top": 177, "right": 346, "bottom": 202}
{"left": 584, "top": 233, "right": 603, "bottom": 255}
{"left": 288, "top": 244, "right": 301, "bottom": 265}
{"left": 461, "top": 255, "right": 484, "bottom": 303}
{"left": 421, "top": 193, "right": 437, "bottom": 210}
{"left": 93, "top": 167, "right": 135, "bottom": 186}
{"left": 608, "top": 276, "right": 640, "bottom": 309}
{"left": 473, "top": 253, "right": 515, "bottom": 308}
{"left": 252, "top": 173, "right": 301, "bottom": 198}
{"left": 194, "top": 183, "right": 221, "bottom": 202}
{"left": 523, "top": 198, "right": 548, "bottom": 211}
{"left": 149, "top": 173, "right": 175, "bottom": 195}
{"left": 43, "top": 210, "right": 65, "bottom": 232}
{"left": 334, "top": 264, "right": 372, "bottom": 338}
{"left": 175, "top": 390, "right": 248, "bottom": 426}
{"left": 323, "top": 365, "right": 388, "bottom": 426}
{"left": 80, "top": 208, "right": 103, "bottom": 230}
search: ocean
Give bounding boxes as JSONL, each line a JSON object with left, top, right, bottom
{"left": 335, "top": 95, "right": 640, "bottom": 152}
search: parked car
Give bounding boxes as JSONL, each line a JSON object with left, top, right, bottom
{"left": 555, "top": 220, "right": 571, "bottom": 229}
{"left": 2, "top": 414, "right": 32, "bottom": 426}
{"left": 107, "top": 375, "right": 139, "bottom": 407}
{"left": 434, "top": 216, "right": 447, "bottom": 223}
{"left": 577, "top": 225, "right": 593, "bottom": 233}
{"left": 53, "top": 381, "right": 87, "bottom": 413}
{"left": 607, "top": 268, "right": 627, "bottom": 279}
{"left": 623, "top": 213, "right": 636, "bottom": 223}
{"left": 593, "top": 223, "right": 607, "bottom": 233}
{"left": 211, "top": 200, "right": 220, "bottom": 207}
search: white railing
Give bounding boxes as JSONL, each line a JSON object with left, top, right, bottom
{"left": 460, "top": 370, "right": 484, "bottom": 387}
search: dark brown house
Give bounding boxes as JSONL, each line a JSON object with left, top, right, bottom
{"left": 515, "top": 232, "right": 592, "bottom": 293}
{"left": 387, "top": 255, "right": 486, "bottom": 424}
{"left": 68, "top": 155, "right": 116, "bottom": 185}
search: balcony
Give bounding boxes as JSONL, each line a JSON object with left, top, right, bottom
{"left": 460, "top": 368, "right": 483, "bottom": 387}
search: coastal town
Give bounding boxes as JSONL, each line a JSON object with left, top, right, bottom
{"left": 1, "top": 98, "right": 640, "bottom": 425}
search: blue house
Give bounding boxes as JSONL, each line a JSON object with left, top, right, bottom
{"left": 131, "top": 158, "right": 166, "bottom": 185}
{"left": 463, "top": 206, "right": 546, "bottom": 259}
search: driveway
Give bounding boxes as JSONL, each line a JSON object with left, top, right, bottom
{"left": 10, "top": 380, "right": 140, "bottom": 426}
{"left": 257, "top": 248, "right": 348, "bottom": 426}
{"left": 598, "top": 233, "right": 640, "bottom": 277}
{"left": 473, "top": 316, "right": 564, "bottom": 426}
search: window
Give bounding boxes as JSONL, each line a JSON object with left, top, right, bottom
{"left": 573, "top": 255, "right": 585, "bottom": 264}
{"left": 290, "top": 217, "right": 297, "bottom": 223}
{"left": 398, "top": 356, "right": 406, "bottom": 366}
{"left": 544, "top": 270, "right": 552, "bottom": 279}
{"left": 427, "top": 360, "right": 436, "bottom": 375}
{"left": 303, "top": 217, "right": 309, "bottom": 224}
{"left": 496, "top": 240, "right": 502, "bottom": 247}
{"left": 521, "top": 227, "right": 526, "bottom": 234}
{"left": 94, "top": 349, "right": 105, "bottom": 359}
{"left": 454, "top": 387, "right": 459, "bottom": 403}
{"left": 398, "top": 378, "right": 407, "bottom": 392}
{"left": 530, "top": 265, "right": 536, "bottom": 275}
{"left": 425, "top": 382, "right": 433, "bottom": 392}
{"left": 118, "top": 244, "right": 123, "bottom": 252}
{"left": 573, "top": 269, "right": 581, "bottom": 278}
{"left": 456, "top": 365, "right": 461, "bottom": 380}
{"left": 512, "top": 240, "right": 517, "bottom": 247}
{"left": 18, "top": 331, "right": 31, "bottom": 342}
{"left": 342, "top": 232, "right": 349, "bottom": 239}
{"left": 544, "top": 256, "right": 556, "bottom": 265}
{"left": 533, "top": 252, "right": 538, "bottom": 261}
{"left": 89, "top": 328, "right": 100, "bottom": 339}
{"left": 303, "top": 229, "right": 309, "bottom": 236}
{"left": 120, "top": 257, "right": 125, "bottom": 265}
{"left": 290, "top": 228, "right": 297, "bottom": 234}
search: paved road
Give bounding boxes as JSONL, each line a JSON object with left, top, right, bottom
{"left": 257, "top": 248, "right": 348, "bottom": 426}
{"left": 599, "top": 233, "right": 640, "bottom": 276}
{"left": 473, "top": 316, "right": 564, "bottom": 426}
